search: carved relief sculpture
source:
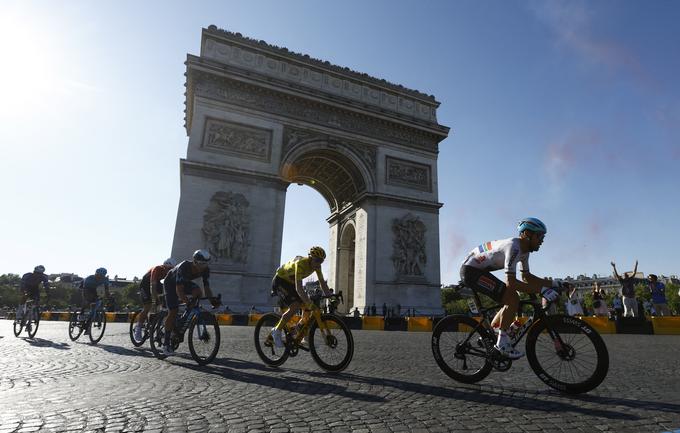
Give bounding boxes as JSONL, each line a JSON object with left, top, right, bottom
{"left": 202, "top": 192, "right": 250, "bottom": 263}
{"left": 391, "top": 214, "right": 427, "bottom": 277}
{"left": 202, "top": 118, "right": 272, "bottom": 162}
{"left": 386, "top": 156, "right": 431, "bottom": 192}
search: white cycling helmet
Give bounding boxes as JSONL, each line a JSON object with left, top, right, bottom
{"left": 163, "top": 258, "right": 177, "bottom": 267}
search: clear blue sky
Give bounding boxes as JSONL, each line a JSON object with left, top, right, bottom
{"left": 1, "top": 0, "right": 678, "bottom": 284}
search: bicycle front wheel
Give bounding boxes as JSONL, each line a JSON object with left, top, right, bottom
{"left": 188, "top": 313, "right": 220, "bottom": 366}
{"left": 26, "top": 308, "right": 40, "bottom": 339}
{"left": 88, "top": 309, "right": 107, "bottom": 344}
{"left": 129, "top": 311, "right": 148, "bottom": 347}
{"left": 254, "top": 313, "right": 290, "bottom": 367}
{"left": 309, "top": 314, "right": 354, "bottom": 372}
{"left": 431, "top": 315, "right": 493, "bottom": 384}
{"left": 526, "top": 315, "right": 609, "bottom": 394}
{"left": 13, "top": 318, "right": 24, "bottom": 337}
{"left": 68, "top": 312, "right": 83, "bottom": 341}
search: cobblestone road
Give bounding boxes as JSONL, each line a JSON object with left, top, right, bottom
{"left": 1, "top": 320, "right": 679, "bottom": 433}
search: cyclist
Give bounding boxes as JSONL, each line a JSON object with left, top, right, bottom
{"left": 161, "top": 249, "right": 218, "bottom": 356}
{"left": 459, "top": 218, "right": 563, "bottom": 359}
{"left": 17, "top": 265, "right": 50, "bottom": 319}
{"left": 80, "top": 268, "right": 111, "bottom": 331}
{"left": 132, "top": 258, "right": 177, "bottom": 341}
{"left": 269, "top": 246, "right": 332, "bottom": 348}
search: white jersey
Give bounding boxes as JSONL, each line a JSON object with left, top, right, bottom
{"left": 461, "top": 237, "right": 529, "bottom": 275}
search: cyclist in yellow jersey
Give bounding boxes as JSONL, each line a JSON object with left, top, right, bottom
{"left": 270, "top": 246, "right": 332, "bottom": 347}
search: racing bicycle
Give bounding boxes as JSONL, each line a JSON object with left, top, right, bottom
{"left": 254, "top": 291, "right": 354, "bottom": 372}
{"left": 129, "top": 294, "right": 166, "bottom": 347}
{"left": 149, "top": 295, "right": 221, "bottom": 365}
{"left": 431, "top": 283, "right": 609, "bottom": 394}
{"left": 68, "top": 298, "right": 108, "bottom": 344}
{"left": 13, "top": 299, "right": 42, "bottom": 339}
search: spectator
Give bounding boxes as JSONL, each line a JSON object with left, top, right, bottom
{"left": 370, "top": 303, "right": 376, "bottom": 316}
{"left": 648, "top": 274, "right": 671, "bottom": 316}
{"left": 642, "top": 299, "right": 656, "bottom": 316}
{"left": 566, "top": 285, "right": 584, "bottom": 316}
{"left": 611, "top": 260, "right": 638, "bottom": 318}
{"left": 382, "top": 302, "right": 387, "bottom": 318}
{"left": 612, "top": 294, "right": 624, "bottom": 320}
{"left": 396, "top": 303, "right": 401, "bottom": 317}
{"left": 352, "top": 307, "right": 360, "bottom": 318}
{"left": 592, "top": 283, "right": 608, "bottom": 316}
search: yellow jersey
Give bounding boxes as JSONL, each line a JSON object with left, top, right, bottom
{"left": 276, "top": 256, "right": 323, "bottom": 284}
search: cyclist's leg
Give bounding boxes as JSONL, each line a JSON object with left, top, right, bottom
{"left": 163, "top": 278, "right": 180, "bottom": 349}
{"left": 136, "top": 281, "right": 153, "bottom": 327}
{"left": 16, "top": 291, "right": 28, "bottom": 319}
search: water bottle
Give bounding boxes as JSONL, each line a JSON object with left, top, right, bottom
{"left": 506, "top": 319, "right": 522, "bottom": 341}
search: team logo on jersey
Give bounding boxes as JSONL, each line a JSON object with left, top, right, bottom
{"left": 477, "top": 276, "right": 496, "bottom": 291}
{"left": 477, "top": 242, "right": 493, "bottom": 254}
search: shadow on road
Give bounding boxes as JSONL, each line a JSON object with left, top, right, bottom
{"left": 299, "top": 370, "right": 654, "bottom": 421}
{"left": 21, "top": 337, "right": 70, "bottom": 350}
{"left": 174, "top": 357, "right": 386, "bottom": 403}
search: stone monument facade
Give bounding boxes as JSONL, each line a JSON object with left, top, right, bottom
{"left": 171, "top": 26, "right": 450, "bottom": 314}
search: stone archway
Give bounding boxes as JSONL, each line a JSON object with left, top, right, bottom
{"left": 171, "top": 26, "right": 449, "bottom": 314}
{"left": 337, "top": 222, "right": 356, "bottom": 315}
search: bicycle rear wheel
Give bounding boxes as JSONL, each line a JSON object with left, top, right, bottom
{"left": 526, "top": 315, "right": 609, "bottom": 394}
{"left": 88, "top": 309, "right": 107, "bottom": 344}
{"left": 254, "top": 313, "right": 290, "bottom": 367}
{"left": 68, "top": 312, "right": 83, "bottom": 341}
{"left": 188, "top": 313, "right": 220, "bottom": 366}
{"left": 26, "top": 307, "right": 40, "bottom": 339}
{"left": 309, "top": 314, "right": 354, "bottom": 372}
{"left": 149, "top": 318, "right": 168, "bottom": 360}
{"left": 431, "top": 315, "right": 493, "bottom": 384}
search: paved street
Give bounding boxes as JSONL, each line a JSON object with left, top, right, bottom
{"left": 1, "top": 320, "right": 679, "bottom": 433}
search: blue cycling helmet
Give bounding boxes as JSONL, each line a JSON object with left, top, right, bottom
{"left": 95, "top": 267, "right": 108, "bottom": 276}
{"left": 34, "top": 265, "right": 45, "bottom": 273}
{"left": 517, "top": 217, "right": 547, "bottom": 234}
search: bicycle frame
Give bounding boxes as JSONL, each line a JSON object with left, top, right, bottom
{"left": 466, "top": 287, "right": 551, "bottom": 348}
{"left": 285, "top": 292, "right": 343, "bottom": 347}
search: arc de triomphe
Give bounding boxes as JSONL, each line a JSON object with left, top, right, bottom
{"left": 171, "top": 26, "right": 450, "bottom": 314}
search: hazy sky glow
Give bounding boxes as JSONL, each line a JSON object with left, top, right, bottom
{"left": 1, "top": 0, "right": 678, "bottom": 284}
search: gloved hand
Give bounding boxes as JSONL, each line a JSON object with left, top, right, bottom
{"left": 541, "top": 286, "right": 560, "bottom": 302}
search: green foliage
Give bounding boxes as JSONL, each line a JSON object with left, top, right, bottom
{"left": 666, "top": 283, "right": 680, "bottom": 315}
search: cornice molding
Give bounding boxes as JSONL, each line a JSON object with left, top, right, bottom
{"left": 186, "top": 68, "right": 444, "bottom": 152}
{"left": 203, "top": 26, "right": 438, "bottom": 104}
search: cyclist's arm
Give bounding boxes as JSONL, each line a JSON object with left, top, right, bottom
{"left": 506, "top": 273, "right": 534, "bottom": 293}
{"left": 520, "top": 272, "right": 552, "bottom": 292}
{"left": 149, "top": 268, "right": 161, "bottom": 302}
{"left": 104, "top": 280, "right": 111, "bottom": 298}
{"left": 294, "top": 265, "right": 312, "bottom": 304}
{"left": 316, "top": 269, "right": 332, "bottom": 296}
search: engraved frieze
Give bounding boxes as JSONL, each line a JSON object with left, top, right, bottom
{"left": 386, "top": 156, "right": 431, "bottom": 192}
{"left": 202, "top": 118, "right": 272, "bottom": 162}
{"left": 190, "top": 72, "right": 440, "bottom": 151}
{"left": 202, "top": 191, "right": 250, "bottom": 263}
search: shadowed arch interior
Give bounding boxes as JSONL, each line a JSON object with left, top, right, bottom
{"left": 281, "top": 149, "right": 367, "bottom": 212}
